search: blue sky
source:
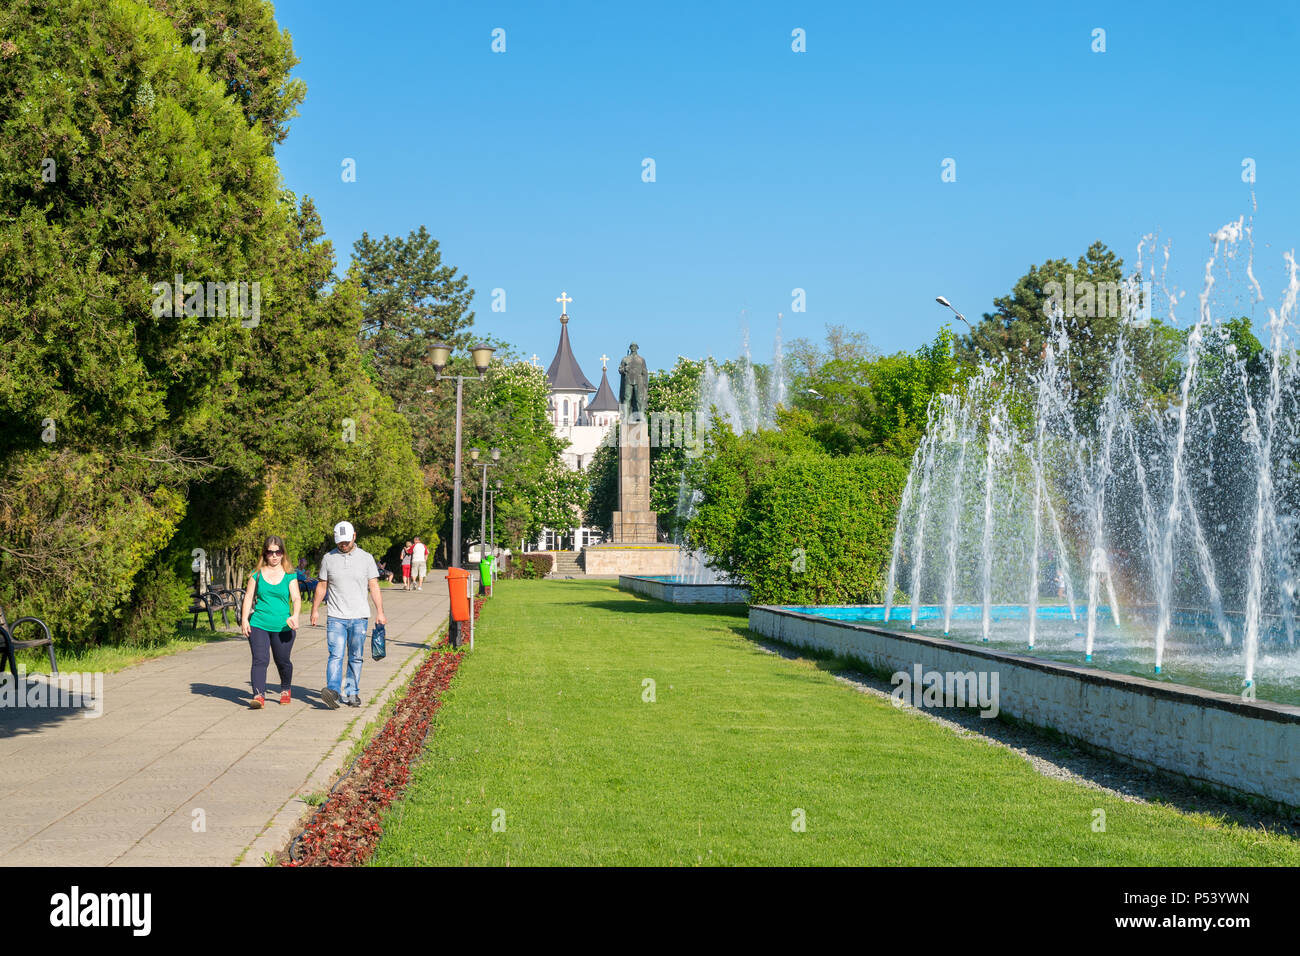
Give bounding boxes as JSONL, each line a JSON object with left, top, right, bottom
{"left": 273, "top": 0, "right": 1300, "bottom": 373}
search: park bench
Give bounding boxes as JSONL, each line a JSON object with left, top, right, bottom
{"left": 190, "top": 578, "right": 244, "bottom": 631}
{"left": 209, "top": 586, "right": 244, "bottom": 628}
{"left": 0, "top": 605, "right": 57, "bottom": 682}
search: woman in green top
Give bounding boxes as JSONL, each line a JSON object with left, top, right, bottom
{"left": 239, "top": 535, "right": 302, "bottom": 709}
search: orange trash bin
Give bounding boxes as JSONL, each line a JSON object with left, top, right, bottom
{"left": 447, "top": 567, "right": 471, "bottom": 622}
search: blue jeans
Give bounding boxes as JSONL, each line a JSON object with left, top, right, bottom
{"left": 326, "top": 617, "right": 368, "bottom": 697}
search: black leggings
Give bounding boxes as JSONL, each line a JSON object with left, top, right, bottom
{"left": 248, "top": 626, "right": 296, "bottom": 696}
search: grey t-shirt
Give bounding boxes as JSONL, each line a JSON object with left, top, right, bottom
{"left": 318, "top": 546, "right": 379, "bottom": 620}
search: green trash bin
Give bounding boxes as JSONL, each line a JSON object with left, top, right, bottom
{"left": 479, "top": 557, "right": 492, "bottom": 595}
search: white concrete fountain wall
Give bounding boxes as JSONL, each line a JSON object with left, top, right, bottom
{"left": 620, "top": 575, "right": 750, "bottom": 604}
{"left": 749, "top": 606, "right": 1300, "bottom": 809}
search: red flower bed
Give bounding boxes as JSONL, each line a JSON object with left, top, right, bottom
{"left": 285, "top": 603, "right": 485, "bottom": 866}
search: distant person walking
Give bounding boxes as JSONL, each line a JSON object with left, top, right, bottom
{"left": 401, "top": 541, "right": 413, "bottom": 591}
{"left": 411, "top": 537, "right": 428, "bottom": 591}
{"left": 239, "top": 535, "right": 301, "bottom": 709}
{"left": 311, "top": 521, "right": 386, "bottom": 709}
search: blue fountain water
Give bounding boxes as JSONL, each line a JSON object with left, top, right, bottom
{"left": 787, "top": 603, "right": 1300, "bottom": 706}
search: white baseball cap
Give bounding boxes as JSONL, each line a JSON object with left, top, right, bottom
{"left": 333, "top": 520, "right": 356, "bottom": 544}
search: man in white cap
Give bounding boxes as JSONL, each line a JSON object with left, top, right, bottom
{"left": 310, "top": 520, "right": 386, "bottom": 709}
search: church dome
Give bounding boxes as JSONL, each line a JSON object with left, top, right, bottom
{"left": 545, "top": 297, "right": 597, "bottom": 393}
{"left": 588, "top": 365, "right": 619, "bottom": 412}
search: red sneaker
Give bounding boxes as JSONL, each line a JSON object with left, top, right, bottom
{"left": 279, "top": 689, "right": 291, "bottom": 705}
{"left": 250, "top": 695, "right": 265, "bottom": 709}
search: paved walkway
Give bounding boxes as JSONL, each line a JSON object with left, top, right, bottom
{"left": 0, "top": 575, "right": 449, "bottom": 866}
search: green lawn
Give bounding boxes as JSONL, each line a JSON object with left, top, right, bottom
{"left": 373, "top": 579, "right": 1300, "bottom": 866}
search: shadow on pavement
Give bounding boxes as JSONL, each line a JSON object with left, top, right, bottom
{"left": 0, "top": 676, "right": 101, "bottom": 735}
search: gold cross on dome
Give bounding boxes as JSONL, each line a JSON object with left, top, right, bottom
{"left": 600, "top": 353, "right": 609, "bottom": 369}
{"left": 530, "top": 353, "right": 539, "bottom": 366}
{"left": 556, "top": 291, "right": 572, "bottom": 314}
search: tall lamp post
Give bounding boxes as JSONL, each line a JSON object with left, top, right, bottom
{"left": 490, "top": 478, "right": 502, "bottom": 556}
{"left": 429, "top": 342, "right": 496, "bottom": 568}
{"left": 469, "top": 447, "right": 500, "bottom": 561}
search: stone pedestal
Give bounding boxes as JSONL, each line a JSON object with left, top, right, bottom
{"left": 612, "top": 415, "right": 657, "bottom": 543}
{"left": 583, "top": 544, "right": 680, "bottom": 576}
{"left": 611, "top": 510, "right": 657, "bottom": 542}
{"left": 584, "top": 412, "right": 676, "bottom": 575}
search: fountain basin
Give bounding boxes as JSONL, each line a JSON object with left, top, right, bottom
{"left": 619, "top": 575, "right": 750, "bottom": 604}
{"left": 749, "top": 604, "right": 1300, "bottom": 810}
{"left": 790, "top": 604, "right": 1100, "bottom": 623}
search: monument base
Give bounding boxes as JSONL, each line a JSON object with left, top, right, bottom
{"left": 611, "top": 509, "right": 658, "bottom": 543}
{"left": 582, "top": 543, "right": 681, "bottom": 576}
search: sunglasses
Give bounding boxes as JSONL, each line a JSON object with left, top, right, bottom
{"left": 264, "top": 549, "right": 282, "bottom": 556}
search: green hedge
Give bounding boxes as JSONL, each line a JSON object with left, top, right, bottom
{"left": 506, "top": 553, "right": 553, "bottom": 579}
{"left": 733, "top": 454, "right": 907, "bottom": 604}
{"left": 689, "top": 425, "right": 908, "bottom": 605}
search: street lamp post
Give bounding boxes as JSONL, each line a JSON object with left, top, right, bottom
{"left": 490, "top": 478, "right": 501, "bottom": 555}
{"left": 429, "top": 342, "right": 496, "bottom": 568}
{"left": 469, "top": 447, "right": 500, "bottom": 562}
{"left": 935, "top": 296, "right": 974, "bottom": 330}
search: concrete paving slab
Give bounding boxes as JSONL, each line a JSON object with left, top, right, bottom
{"left": 0, "top": 576, "right": 450, "bottom": 866}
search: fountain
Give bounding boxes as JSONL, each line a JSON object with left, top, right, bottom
{"left": 748, "top": 218, "right": 1300, "bottom": 809}
{"left": 860, "top": 224, "right": 1300, "bottom": 705}
{"left": 695, "top": 314, "right": 785, "bottom": 437}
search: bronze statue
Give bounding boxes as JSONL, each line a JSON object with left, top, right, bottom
{"left": 618, "top": 343, "right": 648, "bottom": 415}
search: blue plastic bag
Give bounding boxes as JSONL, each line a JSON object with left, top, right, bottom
{"left": 370, "top": 622, "right": 386, "bottom": 661}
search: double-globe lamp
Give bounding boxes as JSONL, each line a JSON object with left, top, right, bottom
{"left": 428, "top": 342, "right": 495, "bottom": 568}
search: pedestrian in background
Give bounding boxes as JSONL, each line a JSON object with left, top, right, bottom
{"left": 295, "top": 557, "right": 319, "bottom": 602}
{"left": 411, "top": 537, "right": 428, "bottom": 591}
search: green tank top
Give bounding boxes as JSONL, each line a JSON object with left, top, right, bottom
{"left": 248, "top": 570, "right": 294, "bottom": 632}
